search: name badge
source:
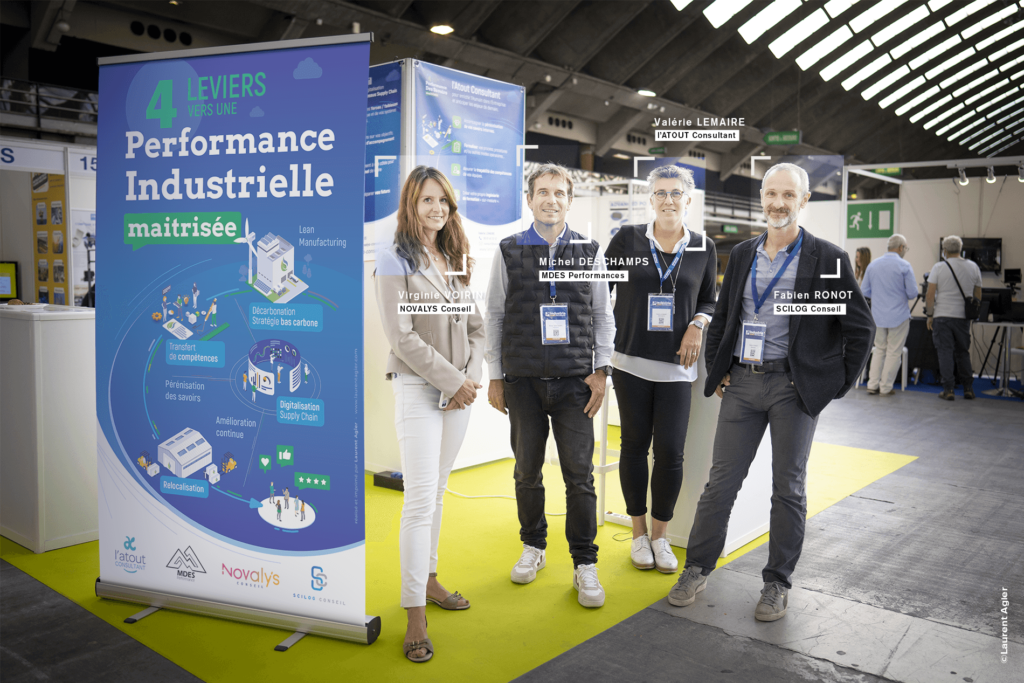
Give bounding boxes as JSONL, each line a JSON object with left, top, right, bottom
{"left": 740, "top": 321, "right": 767, "bottom": 364}
{"left": 648, "top": 294, "right": 674, "bottom": 332}
{"left": 540, "top": 304, "right": 569, "bottom": 345}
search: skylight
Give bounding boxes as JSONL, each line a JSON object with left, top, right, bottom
{"left": 842, "top": 54, "right": 892, "bottom": 91}
{"left": 927, "top": 0, "right": 955, "bottom": 10}
{"left": 989, "top": 96, "right": 1024, "bottom": 119}
{"left": 909, "top": 35, "right": 962, "bottom": 71}
{"left": 850, "top": 0, "right": 910, "bottom": 33}
{"left": 820, "top": 40, "right": 873, "bottom": 81}
{"left": 861, "top": 65, "right": 910, "bottom": 101}
{"left": 936, "top": 110, "right": 974, "bottom": 136}
{"left": 996, "top": 105, "right": 1024, "bottom": 124}
{"left": 968, "top": 127, "right": 1004, "bottom": 150}
{"left": 993, "top": 39, "right": 1024, "bottom": 66}
{"left": 980, "top": 134, "right": 1013, "bottom": 155}
{"left": 880, "top": 76, "right": 927, "bottom": 109}
{"left": 890, "top": 21, "right": 945, "bottom": 59}
{"left": 670, "top": 0, "right": 694, "bottom": 10}
{"left": 872, "top": 5, "right": 930, "bottom": 47}
{"left": 944, "top": 0, "right": 997, "bottom": 29}
{"left": 909, "top": 94, "right": 952, "bottom": 123}
{"left": 824, "top": 0, "right": 861, "bottom": 19}
{"left": 704, "top": 0, "right": 756, "bottom": 29}
{"left": 896, "top": 86, "right": 941, "bottom": 117}
{"left": 926, "top": 48, "right": 976, "bottom": 81}
{"left": 797, "top": 25, "right": 854, "bottom": 70}
{"left": 961, "top": 77, "right": 1006, "bottom": 104}
{"left": 738, "top": 0, "right": 802, "bottom": 44}
{"left": 977, "top": 19, "right": 1024, "bottom": 51}
{"left": 939, "top": 58, "right": 985, "bottom": 90}
{"left": 976, "top": 88, "right": 1021, "bottom": 113}
{"left": 923, "top": 102, "right": 965, "bottom": 130}
{"left": 962, "top": 5, "right": 1018, "bottom": 39}
{"left": 769, "top": 9, "right": 830, "bottom": 57}
{"left": 954, "top": 121, "right": 994, "bottom": 144}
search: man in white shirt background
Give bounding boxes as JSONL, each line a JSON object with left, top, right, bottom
{"left": 925, "top": 235, "right": 983, "bottom": 400}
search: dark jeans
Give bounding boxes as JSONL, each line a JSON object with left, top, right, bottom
{"left": 932, "top": 317, "right": 974, "bottom": 392}
{"left": 612, "top": 369, "right": 691, "bottom": 522}
{"left": 685, "top": 364, "right": 818, "bottom": 589}
{"left": 504, "top": 375, "right": 598, "bottom": 567}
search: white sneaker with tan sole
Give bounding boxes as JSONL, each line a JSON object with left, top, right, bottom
{"left": 510, "top": 544, "right": 545, "bottom": 584}
{"left": 573, "top": 564, "right": 605, "bottom": 607}
{"left": 630, "top": 534, "right": 655, "bottom": 570}
{"left": 651, "top": 537, "right": 678, "bottom": 573}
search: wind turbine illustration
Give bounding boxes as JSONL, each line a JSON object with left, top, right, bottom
{"left": 234, "top": 219, "right": 257, "bottom": 285}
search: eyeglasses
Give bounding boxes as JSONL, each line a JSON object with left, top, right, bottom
{"left": 653, "top": 190, "right": 686, "bottom": 200}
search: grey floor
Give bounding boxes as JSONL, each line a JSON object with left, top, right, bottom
{"left": 2, "top": 389, "right": 1020, "bottom": 682}
{"left": 518, "top": 388, "right": 1023, "bottom": 683}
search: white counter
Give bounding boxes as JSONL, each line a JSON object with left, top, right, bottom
{"left": 0, "top": 304, "right": 97, "bottom": 552}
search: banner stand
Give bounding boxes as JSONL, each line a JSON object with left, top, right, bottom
{"left": 96, "top": 579, "right": 381, "bottom": 646}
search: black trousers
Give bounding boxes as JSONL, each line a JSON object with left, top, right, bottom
{"left": 504, "top": 375, "right": 598, "bottom": 567}
{"left": 612, "top": 369, "right": 692, "bottom": 522}
{"left": 932, "top": 317, "right": 974, "bottom": 392}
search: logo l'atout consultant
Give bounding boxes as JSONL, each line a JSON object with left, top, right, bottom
{"left": 221, "top": 562, "right": 280, "bottom": 589}
{"left": 115, "top": 536, "right": 147, "bottom": 573}
{"left": 166, "top": 546, "right": 207, "bottom": 582}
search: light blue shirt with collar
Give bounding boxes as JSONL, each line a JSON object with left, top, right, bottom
{"left": 860, "top": 251, "right": 917, "bottom": 328}
{"left": 733, "top": 229, "right": 803, "bottom": 361}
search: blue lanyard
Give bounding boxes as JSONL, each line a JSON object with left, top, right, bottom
{"left": 539, "top": 223, "right": 566, "bottom": 302}
{"left": 649, "top": 238, "right": 685, "bottom": 292}
{"left": 750, "top": 231, "right": 803, "bottom": 316}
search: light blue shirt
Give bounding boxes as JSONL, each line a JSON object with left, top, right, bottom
{"left": 733, "top": 230, "right": 802, "bottom": 361}
{"left": 861, "top": 251, "right": 917, "bottom": 328}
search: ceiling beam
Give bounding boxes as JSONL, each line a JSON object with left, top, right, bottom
{"left": 452, "top": 1, "right": 501, "bottom": 39}
{"left": 516, "top": 1, "right": 581, "bottom": 57}
{"left": 720, "top": 142, "right": 764, "bottom": 182}
{"left": 595, "top": 108, "right": 649, "bottom": 158}
{"left": 31, "top": 0, "right": 71, "bottom": 52}
{"left": 279, "top": 15, "right": 308, "bottom": 40}
{"left": 585, "top": 4, "right": 701, "bottom": 86}
{"left": 526, "top": 89, "right": 568, "bottom": 130}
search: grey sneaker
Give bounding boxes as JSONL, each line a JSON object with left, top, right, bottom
{"left": 511, "top": 544, "right": 545, "bottom": 584}
{"left": 667, "top": 566, "right": 707, "bottom": 607}
{"left": 754, "top": 581, "right": 788, "bottom": 621}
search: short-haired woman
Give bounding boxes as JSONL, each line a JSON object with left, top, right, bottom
{"left": 604, "top": 164, "right": 717, "bottom": 573}
{"left": 375, "top": 166, "right": 484, "bottom": 662}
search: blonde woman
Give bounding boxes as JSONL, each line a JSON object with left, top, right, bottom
{"left": 375, "top": 166, "right": 483, "bottom": 663}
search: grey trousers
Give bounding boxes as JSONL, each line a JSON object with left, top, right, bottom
{"left": 684, "top": 363, "right": 819, "bottom": 588}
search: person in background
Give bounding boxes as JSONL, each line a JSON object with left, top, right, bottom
{"left": 375, "top": 165, "right": 483, "bottom": 663}
{"left": 604, "top": 165, "right": 717, "bottom": 574}
{"left": 861, "top": 234, "right": 917, "bottom": 396}
{"left": 925, "top": 235, "right": 983, "bottom": 400}
{"left": 666, "top": 163, "right": 874, "bottom": 622}
{"left": 485, "top": 163, "right": 614, "bottom": 609}
{"left": 854, "top": 247, "right": 872, "bottom": 287}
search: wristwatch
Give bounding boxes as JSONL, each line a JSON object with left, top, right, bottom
{"left": 689, "top": 319, "right": 706, "bottom": 331}
{"left": 596, "top": 365, "right": 613, "bottom": 376}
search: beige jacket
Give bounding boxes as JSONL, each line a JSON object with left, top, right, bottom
{"left": 374, "top": 244, "right": 484, "bottom": 397}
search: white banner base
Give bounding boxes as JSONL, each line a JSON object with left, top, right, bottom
{"left": 95, "top": 578, "right": 380, "bottom": 645}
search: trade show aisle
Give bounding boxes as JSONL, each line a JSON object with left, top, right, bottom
{"left": 1, "top": 440, "right": 911, "bottom": 682}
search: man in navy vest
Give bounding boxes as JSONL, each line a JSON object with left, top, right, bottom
{"left": 666, "top": 163, "right": 873, "bottom": 621}
{"left": 485, "top": 163, "right": 615, "bottom": 608}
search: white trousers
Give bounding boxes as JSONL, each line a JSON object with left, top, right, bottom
{"left": 392, "top": 374, "right": 472, "bottom": 608}
{"left": 867, "top": 317, "right": 910, "bottom": 392}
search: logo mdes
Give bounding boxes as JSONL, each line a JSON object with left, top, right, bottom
{"left": 115, "top": 536, "right": 146, "bottom": 573}
{"left": 166, "top": 546, "right": 207, "bottom": 582}
{"left": 221, "top": 563, "right": 280, "bottom": 589}
{"left": 311, "top": 566, "right": 327, "bottom": 591}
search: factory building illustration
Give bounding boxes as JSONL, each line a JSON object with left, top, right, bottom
{"left": 157, "top": 428, "right": 213, "bottom": 478}
{"left": 256, "top": 233, "right": 294, "bottom": 296}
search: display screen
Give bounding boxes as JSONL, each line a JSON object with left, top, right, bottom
{"left": 0, "top": 262, "right": 18, "bottom": 300}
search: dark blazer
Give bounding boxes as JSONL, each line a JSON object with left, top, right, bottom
{"left": 704, "top": 228, "right": 875, "bottom": 417}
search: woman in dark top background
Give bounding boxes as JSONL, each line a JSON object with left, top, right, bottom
{"left": 605, "top": 164, "right": 717, "bottom": 574}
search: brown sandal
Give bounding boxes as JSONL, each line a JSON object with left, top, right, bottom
{"left": 404, "top": 637, "right": 433, "bottom": 663}
{"left": 426, "top": 573, "right": 470, "bottom": 610}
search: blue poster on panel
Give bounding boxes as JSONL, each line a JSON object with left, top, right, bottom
{"left": 413, "top": 61, "right": 525, "bottom": 252}
{"left": 96, "top": 38, "right": 370, "bottom": 626}
{"left": 363, "top": 62, "right": 403, "bottom": 259}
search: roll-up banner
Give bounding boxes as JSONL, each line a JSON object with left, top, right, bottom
{"left": 95, "top": 35, "right": 377, "bottom": 645}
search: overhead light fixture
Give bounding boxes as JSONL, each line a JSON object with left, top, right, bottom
{"left": 638, "top": 89, "right": 656, "bottom": 97}
{"left": 670, "top": 0, "right": 694, "bottom": 10}
{"left": 819, "top": 40, "right": 873, "bottom": 81}
{"left": 986, "top": 167, "right": 997, "bottom": 183}
{"left": 738, "top": 0, "right": 801, "bottom": 44}
{"left": 850, "top": 0, "right": 910, "bottom": 33}
{"left": 796, "top": 25, "right": 853, "bottom": 70}
{"left": 55, "top": 19, "right": 71, "bottom": 32}
{"left": 430, "top": 25, "right": 454, "bottom": 35}
{"left": 613, "top": 153, "right": 631, "bottom": 160}
{"left": 169, "top": 0, "right": 182, "bottom": 4}
{"left": 958, "top": 167, "right": 969, "bottom": 185}
{"left": 704, "top": 0, "right": 756, "bottom": 29}
{"left": 1018, "top": 162, "right": 1023, "bottom": 182}
{"left": 769, "top": 8, "right": 829, "bottom": 57}
{"left": 647, "top": 103, "right": 659, "bottom": 110}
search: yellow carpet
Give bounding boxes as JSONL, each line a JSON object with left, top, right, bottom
{"left": 2, "top": 441, "right": 914, "bottom": 683}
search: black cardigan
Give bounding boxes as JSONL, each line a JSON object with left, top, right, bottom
{"left": 605, "top": 225, "right": 717, "bottom": 365}
{"left": 703, "top": 227, "right": 875, "bottom": 417}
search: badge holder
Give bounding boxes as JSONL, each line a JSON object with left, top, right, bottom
{"left": 740, "top": 320, "right": 767, "bottom": 365}
{"left": 540, "top": 304, "right": 569, "bottom": 345}
{"left": 647, "top": 294, "right": 674, "bottom": 332}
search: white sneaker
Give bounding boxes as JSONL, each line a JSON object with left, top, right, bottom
{"left": 573, "top": 564, "right": 605, "bottom": 607}
{"left": 511, "top": 544, "right": 545, "bottom": 584}
{"left": 651, "top": 537, "right": 678, "bottom": 573}
{"left": 630, "top": 534, "right": 655, "bottom": 570}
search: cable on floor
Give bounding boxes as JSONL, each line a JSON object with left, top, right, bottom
{"left": 445, "top": 487, "right": 565, "bottom": 516}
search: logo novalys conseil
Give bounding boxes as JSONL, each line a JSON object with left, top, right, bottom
{"left": 166, "top": 546, "right": 207, "bottom": 582}
{"left": 221, "top": 563, "right": 280, "bottom": 589}
{"left": 115, "top": 536, "right": 147, "bottom": 573}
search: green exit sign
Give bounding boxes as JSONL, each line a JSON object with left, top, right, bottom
{"left": 648, "top": 146, "right": 666, "bottom": 154}
{"left": 763, "top": 130, "right": 801, "bottom": 145}
{"left": 723, "top": 225, "right": 739, "bottom": 234}
{"left": 873, "top": 167, "right": 901, "bottom": 176}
